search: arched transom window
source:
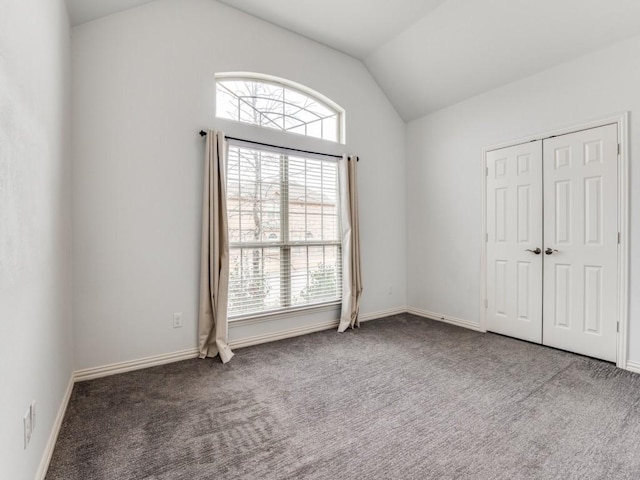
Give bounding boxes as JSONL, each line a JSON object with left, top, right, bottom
{"left": 216, "top": 74, "right": 344, "bottom": 143}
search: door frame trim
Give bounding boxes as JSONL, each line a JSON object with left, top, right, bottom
{"left": 480, "top": 112, "right": 630, "bottom": 369}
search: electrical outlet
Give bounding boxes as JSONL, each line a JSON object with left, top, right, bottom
{"left": 173, "top": 312, "right": 183, "bottom": 328}
{"left": 30, "top": 401, "right": 36, "bottom": 432}
{"left": 388, "top": 285, "right": 393, "bottom": 295}
{"left": 23, "top": 409, "right": 32, "bottom": 449}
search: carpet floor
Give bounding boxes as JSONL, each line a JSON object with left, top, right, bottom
{"left": 46, "top": 314, "right": 640, "bottom": 479}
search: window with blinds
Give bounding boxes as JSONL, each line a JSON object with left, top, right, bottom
{"left": 227, "top": 142, "right": 342, "bottom": 319}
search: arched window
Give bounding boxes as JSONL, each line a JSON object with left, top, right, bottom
{"left": 216, "top": 73, "right": 344, "bottom": 143}
{"left": 214, "top": 74, "right": 345, "bottom": 319}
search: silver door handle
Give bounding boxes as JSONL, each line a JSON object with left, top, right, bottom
{"left": 525, "top": 248, "right": 541, "bottom": 255}
{"left": 545, "top": 248, "right": 559, "bottom": 255}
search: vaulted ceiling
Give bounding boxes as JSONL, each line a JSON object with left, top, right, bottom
{"left": 365, "top": 0, "right": 640, "bottom": 120}
{"left": 66, "top": 0, "right": 640, "bottom": 121}
{"left": 215, "top": 0, "right": 448, "bottom": 59}
{"left": 66, "top": 0, "right": 156, "bottom": 25}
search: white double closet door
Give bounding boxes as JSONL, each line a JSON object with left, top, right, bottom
{"left": 486, "top": 124, "right": 618, "bottom": 362}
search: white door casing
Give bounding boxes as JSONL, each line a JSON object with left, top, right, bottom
{"left": 486, "top": 141, "right": 543, "bottom": 343}
{"left": 542, "top": 124, "right": 619, "bottom": 362}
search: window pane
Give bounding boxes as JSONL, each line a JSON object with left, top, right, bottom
{"left": 322, "top": 116, "right": 338, "bottom": 142}
{"left": 261, "top": 112, "right": 284, "bottom": 130}
{"left": 291, "top": 246, "right": 341, "bottom": 306}
{"left": 229, "top": 146, "right": 283, "bottom": 245}
{"left": 287, "top": 157, "right": 339, "bottom": 242}
{"left": 306, "top": 119, "right": 322, "bottom": 139}
{"left": 227, "top": 210, "right": 241, "bottom": 242}
{"left": 229, "top": 247, "right": 282, "bottom": 316}
{"left": 216, "top": 87, "right": 239, "bottom": 121}
{"left": 304, "top": 214, "right": 322, "bottom": 240}
{"left": 289, "top": 213, "right": 307, "bottom": 241}
{"left": 322, "top": 214, "right": 339, "bottom": 241}
{"left": 216, "top": 77, "right": 342, "bottom": 143}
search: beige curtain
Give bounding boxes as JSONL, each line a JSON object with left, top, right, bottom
{"left": 198, "top": 130, "right": 234, "bottom": 363}
{"left": 338, "top": 155, "right": 363, "bottom": 332}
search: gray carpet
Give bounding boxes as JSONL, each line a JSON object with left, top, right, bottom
{"left": 46, "top": 314, "right": 640, "bottom": 480}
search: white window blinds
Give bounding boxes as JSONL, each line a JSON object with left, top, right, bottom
{"left": 226, "top": 142, "right": 342, "bottom": 318}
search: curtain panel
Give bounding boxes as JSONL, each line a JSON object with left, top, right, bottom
{"left": 338, "top": 155, "right": 363, "bottom": 332}
{"left": 198, "top": 130, "right": 234, "bottom": 363}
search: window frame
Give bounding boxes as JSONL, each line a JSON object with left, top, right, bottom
{"left": 226, "top": 140, "right": 343, "bottom": 322}
{"left": 215, "top": 72, "right": 346, "bottom": 144}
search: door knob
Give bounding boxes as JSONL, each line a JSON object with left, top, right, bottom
{"left": 525, "top": 248, "right": 541, "bottom": 255}
{"left": 545, "top": 248, "right": 559, "bottom": 255}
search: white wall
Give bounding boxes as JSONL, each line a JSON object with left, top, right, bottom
{"left": 71, "top": 0, "right": 406, "bottom": 370}
{"left": 0, "top": 0, "right": 73, "bottom": 479}
{"left": 407, "top": 34, "right": 640, "bottom": 363}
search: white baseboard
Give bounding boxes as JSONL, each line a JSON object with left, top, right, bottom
{"left": 74, "top": 307, "right": 409, "bottom": 382}
{"left": 359, "top": 306, "right": 407, "bottom": 322}
{"left": 625, "top": 361, "right": 640, "bottom": 374}
{"left": 69, "top": 306, "right": 472, "bottom": 383}
{"left": 74, "top": 348, "right": 200, "bottom": 382}
{"left": 35, "top": 374, "right": 74, "bottom": 480}
{"left": 407, "top": 307, "right": 484, "bottom": 332}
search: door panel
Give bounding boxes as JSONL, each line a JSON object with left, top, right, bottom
{"left": 487, "top": 142, "right": 543, "bottom": 343}
{"left": 542, "top": 124, "right": 618, "bottom": 362}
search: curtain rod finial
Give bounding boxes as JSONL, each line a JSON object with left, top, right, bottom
{"left": 199, "top": 130, "right": 207, "bottom": 137}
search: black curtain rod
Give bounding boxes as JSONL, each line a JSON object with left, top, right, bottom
{"left": 198, "top": 130, "right": 357, "bottom": 161}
